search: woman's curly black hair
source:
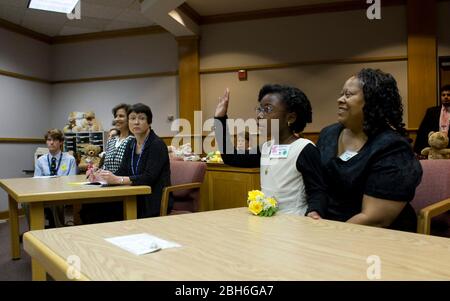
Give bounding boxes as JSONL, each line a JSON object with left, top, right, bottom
{"left": 357, "top": 68, "right": 406, "bottom": 137}
{"left": 257, "top": 84, "right": 312, "bottom": 133}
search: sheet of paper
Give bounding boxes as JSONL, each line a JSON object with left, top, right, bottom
{"left": 33, "top": 175, "right": 58, "bottom": 178}
{"left": 105, "top": 233, "right": 181, "bottom": 256}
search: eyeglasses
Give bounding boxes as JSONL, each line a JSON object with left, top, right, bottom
{"left": 256, "top": 105, "right": 275, "bottom": 115}
{"left": 129, "top": 115, "right": 147, "bottom": 122}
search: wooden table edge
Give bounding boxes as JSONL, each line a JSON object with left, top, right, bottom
{"left": 23, "top": 232, "right": 90, "bottom": 281}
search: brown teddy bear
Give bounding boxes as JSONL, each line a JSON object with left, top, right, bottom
{"left": 63, "top": 111, "right": 84, "bottom": 132}
{"left": 421, "top": 131, "right": 450, "bottom": 159}
{"left": 81, "top": 111, "right": 102, "bottom": 132}
{"left": 78, "top": 144, "right": 102, "bottom": 172}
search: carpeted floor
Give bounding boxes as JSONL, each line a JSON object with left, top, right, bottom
{"left": 0, "top": 217, "right": 31, "bottom": 281}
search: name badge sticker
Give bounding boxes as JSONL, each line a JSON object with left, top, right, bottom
{"left": 61, "top": 164, "right": 67, "bottom": 171}
{"left": 269, "top": 145, "right": 290, "bottom": 159}
{"left": 339, "top": 150, "right": 358, "bottom": 162}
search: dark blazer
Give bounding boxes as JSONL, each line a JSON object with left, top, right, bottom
{"left": 116, "top": 130, "right": 171, "bottom": 218}
{"left": 413, "top": 106, "right": 450, "bottom": 154}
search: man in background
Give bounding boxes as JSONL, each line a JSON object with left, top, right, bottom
{"left": 414, "top": 84, "right": 450, "bottom": 155}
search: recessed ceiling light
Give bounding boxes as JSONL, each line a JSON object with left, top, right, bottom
{"left": 28, "top": 0, "right": 79, "bottom": 14}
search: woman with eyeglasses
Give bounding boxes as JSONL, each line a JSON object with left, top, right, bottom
{"left": 84, "top": 103, "right": 171, "bottom": 223}
{"left": 214, "top": 84, "right": 328, "bottom": 219}
{"left": 317, "top": 69, "right": 422, "bottom": 232}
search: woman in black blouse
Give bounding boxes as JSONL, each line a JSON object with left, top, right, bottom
{"left": 87, "top": 103, "right": 171, "bottom": 221}
{"left": 317, "top": 68, "right": 422, "bottom": 232}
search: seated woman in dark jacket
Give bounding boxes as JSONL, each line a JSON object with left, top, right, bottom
{"left": 84, "top": 103, "right": 171, "bottom": 222}
{"left": 317, "top": 68, "right": 422, "bottom": 232}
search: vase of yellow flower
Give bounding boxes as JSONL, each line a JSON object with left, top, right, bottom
{"left": 247, "top": 190, "right": 278, "bottom": 216}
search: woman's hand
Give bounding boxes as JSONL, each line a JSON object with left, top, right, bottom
{"left": 214, "top": 88, "right": 230, "bottom": 118}
{"left": 86, "top": 166, "right": 97, "bottom": 181}
{"left": 96, "top": 170, "right": 120, "bottom": 184}
{"left": 307, "top": 211, "right": 321, "bottom": 220}
{"left": 87, "top": 167, "right": 102, "bottom": 182}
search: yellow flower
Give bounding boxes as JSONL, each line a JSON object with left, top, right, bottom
{"left": 248, "top": 200, "right": 263, "bottom": 215}
{"left": 266, "top": 197, "right": 277, "bottom": 207}
{"left": 247, "top": 190, "right": 265, "bottom": 203}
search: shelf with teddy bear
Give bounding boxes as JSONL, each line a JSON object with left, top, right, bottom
{"left": 62, "top": 111, "right": 105, "bottom": 162}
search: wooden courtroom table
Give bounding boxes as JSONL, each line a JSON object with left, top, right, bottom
{"left": 0, "top": 175, "right": 151, "bottom": 278}
{"left": 24, "top": 208, "right": 450, "bottom": 281}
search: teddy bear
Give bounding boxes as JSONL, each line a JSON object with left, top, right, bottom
{"left": 81, "top": 111, "right": 102, "bottom": 132}
{"left": 421, "top": 131, "right": 450, "bottom": 159}
{"left": 63, "top": 111, "right": 84, "bottom": 133}
{"left": 78, "top": 144, "right": 102, "bottom": 172}
{"left": 63, "top": 117, "right": 77, "bottom": 133}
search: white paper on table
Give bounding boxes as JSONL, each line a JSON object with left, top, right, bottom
{"left": 33, "top": 175, "right": 59, "bottom": 178}
{"left": 105, "top": 233, "right": 181, "bottom": 255}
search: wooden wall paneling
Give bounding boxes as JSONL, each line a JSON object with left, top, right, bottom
{"left": 407, "top": 0, "right": 438, "bottom": 128}
{"left": 177, "top": 36, "right": 201, "bottom": 150}
{"left": 205, "top": 165, "right": 260, "bottom": 210}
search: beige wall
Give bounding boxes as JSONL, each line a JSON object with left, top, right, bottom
{"left": 50, "top": 33, "right": 177, "bottom": 80}
{"left": 199, "top": 6, "right": 408, "bottom": 130}
{"left": 200, "top": 7, "right": 406, "bottom": 68}
{"left": 201, "top": 61, "right": 407, "bottom": 132}
{"left": 50, "top": 33, "right": 179, "bottom": 136}
{"left": 0, "top": 28, "right": 50, "bottom": 79}
{"left": 0, "top": 29, "right": 50, "bottom": 211}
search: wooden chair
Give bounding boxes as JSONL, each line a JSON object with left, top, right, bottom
{"left": 411, "top": 159, "right": 450, "bottom": 236}
{"left": 160, "top": 160, "right": 207, "bottom": 216}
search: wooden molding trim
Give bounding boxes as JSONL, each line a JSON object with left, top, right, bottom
{"left": 200, "top": 56, "right": 408, "bottom": 75}
{"left": 50, "top": 25, "right": 167, "bottom": 45}
{"left": 0, "top": 18, "right": 51, "bottom": 43}
{"left": 0, "top": 68, "right": 50, "bottom": 84}
{"left": 200, "top": 0, "right": 406, "bottom": 25}
{"left": 0, "top": 138, "right": 45, "bottom": 143}
{"left": 178, "top": 3, "right": 202, "bottom": 25}
{"left": 1, "top": 56, "right": 406, "bottom": 85}
{"left": 0, "top": 208, "right": 24, "bottom": 220}
{"left": 0, "top": 68, "right": 177, "bottom": 85}
{"left": 52, "top": 71, "right": 178, "bottom": 84}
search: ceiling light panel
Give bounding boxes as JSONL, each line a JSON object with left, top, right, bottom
{"left": 28, "top": 0, "right": 79, "bottom": 14}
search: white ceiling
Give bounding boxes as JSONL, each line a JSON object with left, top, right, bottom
{"left": 0, "top": 0, "right": 346, "bottom": 37}
{"left": 0, "top": 0, "right": 155, "bottom": 36}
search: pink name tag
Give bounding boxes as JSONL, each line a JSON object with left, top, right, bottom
{"left": 269, "top": 145, "right": 290, "bottom": 159}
